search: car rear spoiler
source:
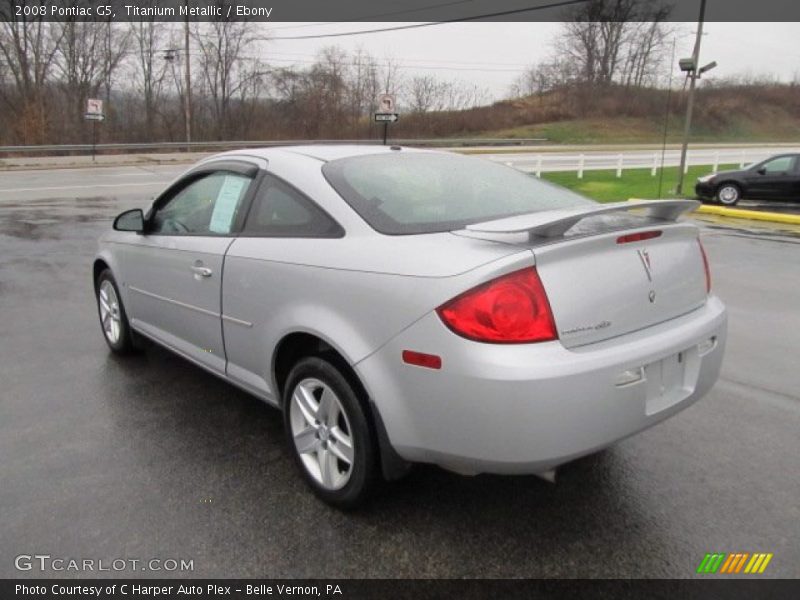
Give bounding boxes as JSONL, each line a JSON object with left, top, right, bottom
{"left": 464, "top": 199, "right": 700, "bottom": 239}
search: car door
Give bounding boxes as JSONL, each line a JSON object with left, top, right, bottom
{"left": 221, "top": 173, "right": 345, "bottom": 400}
{"left": 789, "top": 156, "right": 800, "bottom": 201}
{"left": 745, "top": 155, "right": 797, "bottom": 199}
{"left": 122, "top": 160, "right": 259, "bottom": 373}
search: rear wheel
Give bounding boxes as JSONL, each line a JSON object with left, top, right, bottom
{"left": 715, "top": 183, "right": 741, "bottom": 206}
{"left": 283, "top": 356, "right": 378, "bottom": 509}
{"left": 96, "top": 269, "right": 136, "bottom": 354}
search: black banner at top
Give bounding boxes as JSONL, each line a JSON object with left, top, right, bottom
{"left": 2, "top": 0, "right": 800, "bottom": 22}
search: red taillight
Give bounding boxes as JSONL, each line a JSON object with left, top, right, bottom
{"left": 698, "top": 238, "right": 711, "bottom": 293}
{"left": 436, "top": 267, "right": 557, "bottom": 343}
{"left": 617, "top": 230, "right": 662, "bottom": 244}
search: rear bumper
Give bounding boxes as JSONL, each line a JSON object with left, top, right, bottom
{"left": 356, "top": 296, "right": 727, "bottom": 475}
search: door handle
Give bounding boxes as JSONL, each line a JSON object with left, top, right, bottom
{"left": 190, "top": 266, "right": 213, "bottom": 278}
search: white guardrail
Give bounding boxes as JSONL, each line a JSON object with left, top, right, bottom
{"left": 491, "top": 147, "right": 800, "bottom": 177}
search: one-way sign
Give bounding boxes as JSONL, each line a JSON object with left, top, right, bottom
{"left": 374, "top": 113, "right": 399, "bottom": 123}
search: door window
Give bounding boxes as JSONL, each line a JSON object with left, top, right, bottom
{"left": 760, "top": 156, "right": 795, "bottom": 174}
{"left": 150, "top": 172, "right": 252, "bottom": 235}
{"left": 242, "top": 175, "right": 343, "bottom": 237}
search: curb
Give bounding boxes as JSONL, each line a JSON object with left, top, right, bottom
{"left": 628, "top": 198, "right": 800, "bottom": 226}
{"left": 694, "top": 204, "right": 800, "bottom": 225}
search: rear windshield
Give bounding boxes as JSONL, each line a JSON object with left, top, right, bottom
{"left": 322, "top": 152, "right": 594, "bottom": 235}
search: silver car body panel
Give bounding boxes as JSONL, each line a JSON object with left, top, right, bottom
{"left": 96, "top": 145, "right": 727, "bottom": 475}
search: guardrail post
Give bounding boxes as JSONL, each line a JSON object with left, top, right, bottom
{"left": 616, "top": 154, "right": 623, "bottom": 178}
{"left": 740, "top": 150, "right": 746, "bottom": 168}
{"left": 651, "top": 152, "right": 658, "bottom": 177}
{"left": 713, "top": 151, "right": 719, "bottom": 173}
{"left": 684, "top": 154, "right": 689, "bottom": 174}
{"left": 577, "top": 154, "right": 584, "bottom": 179}
{"left": 536, "top": 155, "right": 542, "bottom": 178}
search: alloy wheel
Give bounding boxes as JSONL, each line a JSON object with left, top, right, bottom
{"left": 98, "top": 280, "right": 122, "bottom": 344}
{"left": 289, "top": 377, "right": 355, "bottom": 491}
{"left": 717, "top": 185, "right": 739, "bottom": 205}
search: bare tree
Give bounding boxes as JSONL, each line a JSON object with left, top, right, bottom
{"left": 0, "top": 1, "right": 63, "bottom": 143}
{"left": 407, "top": 75, "right": 444, "bottom": 113}
{"left": 129, "top": 19, "right": 170, "bottom": 139}
{"left": 52, "top": 20, "right": 107, "bottom": 139}
{"left": 557, "top": 0, "right": 672, "bottom": 87}
{"left": 193, "top": 14, "right": 267, "bottom": 139}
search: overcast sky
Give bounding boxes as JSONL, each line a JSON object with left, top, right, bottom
{"left": 261, "top": 22, "right": 800, "bottom": 99}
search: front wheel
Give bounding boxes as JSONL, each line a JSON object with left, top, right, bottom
{"left": 283, "top": 357, "right": 379, "bottom": 509}
{"left": 715, "top": 183, "right": 741, "bottom": 206}
{"left": 95, "top": 269, "right": 136, "bottom": 354}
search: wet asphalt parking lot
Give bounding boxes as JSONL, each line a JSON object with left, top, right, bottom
{"left": 0, "top": 165, "right": 798, "bottom": 578}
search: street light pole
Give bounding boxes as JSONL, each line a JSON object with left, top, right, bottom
{"left": 184, "top": 4, "right": 192, "bottom": 147}
{"left": 676, "top": 0, "right": 707, "bottom": 195}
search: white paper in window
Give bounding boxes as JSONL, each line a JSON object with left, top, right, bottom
{"left": 209, "top": 175, "right": 248, "bottom": 233}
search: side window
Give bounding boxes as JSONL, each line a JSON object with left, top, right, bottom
{"left": 150, "top": 172, "right": 251, "bottom": 235}
{"left": 761, "top": 156, "right": 794, "bottom": 174}
{"left": 243, "top": 175, "right": 343, "bottom": 237}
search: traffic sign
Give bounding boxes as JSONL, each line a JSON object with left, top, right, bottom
{"left": 86, "top": 98, "right": 103, "bottom": 116}
{"left": 378, "top": 94, "right": 395, "bottom": 112}
{"left": 374, "top": 113, "right": 399, "bottom": 123}
{"left": 84, "top": 113, "right": 105, "bottom": 121}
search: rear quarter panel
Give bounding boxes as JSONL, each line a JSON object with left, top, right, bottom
{"left": 220, "top": 237, "right": 534, "bottom": 403}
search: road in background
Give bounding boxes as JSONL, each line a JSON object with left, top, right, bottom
{"left": 0, "top": 181, "right": 798, "bottom": 578}
{"left": 3, "top": 143, "right": 800, "bottom": 175}
{"left": 3, "top": 165, "right": 798, "bottom": 217}
{"left": 0, "top": 165, "right": 186, "bottom": 203}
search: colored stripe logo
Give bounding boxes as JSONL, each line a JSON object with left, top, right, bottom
{"left": 697, "top": 552, "right": 773, "bottom": 574}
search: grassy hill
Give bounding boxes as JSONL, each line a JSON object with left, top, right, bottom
{"left": 396, "top": 83, "right": 800, "bottom": 145}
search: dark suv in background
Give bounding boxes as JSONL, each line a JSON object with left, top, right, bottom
{"left": 695, "top": 153, "right": 800, "bottom": 206}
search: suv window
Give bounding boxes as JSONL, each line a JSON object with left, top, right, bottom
{"left": 150, "top": 172, "right": 251, "bottom": 235}
{"left": 243, "top": 175, "right": 343, "bottom": 237}
{"left": 760, "top": 156, "right": 795, "bottom": 173}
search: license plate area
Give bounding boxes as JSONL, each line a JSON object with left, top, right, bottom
{"left": 644, "top": 351, "right": 689, "bottom": 415}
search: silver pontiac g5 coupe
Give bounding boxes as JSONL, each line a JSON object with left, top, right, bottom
{"left": 94, "top": 146, "right": 727, "bottom": 507}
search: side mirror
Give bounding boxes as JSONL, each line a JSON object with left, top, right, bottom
{"left": 757, "top": 167, "right": 767, "bottom": 175}
{"left": 113, "top": 209, "right": 145, "bottom": 233}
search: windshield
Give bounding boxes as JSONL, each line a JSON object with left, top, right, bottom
{"left": 322, "top": 152, "right": 594, "bottom": 235}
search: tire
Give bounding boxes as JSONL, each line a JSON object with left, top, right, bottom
{"left": 283, "top": 356, "right": 379, "bottom": 509}
{"left": 715, "top": 183, "right": 741, "bottom": 206}
{"left": 95, "top": 269, "right": 136, "bottom": 354}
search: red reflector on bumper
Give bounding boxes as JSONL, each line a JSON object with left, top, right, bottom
{"left": 617, "top": 230, "right": 662, "bottom": 244}
{"left": 402, "top": 350, "right": 442, "bottom": 370}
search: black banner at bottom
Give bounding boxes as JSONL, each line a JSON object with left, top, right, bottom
{"left": 3, "top": 579, "right": 800, "bottom": 600}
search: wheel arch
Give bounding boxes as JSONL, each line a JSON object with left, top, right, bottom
{"left": 272, "top": 330, "right": 410, "bottom": 480}
{"left": 93, "top": 258, "right": 110, "bottom": 290}
{"left": 716, "top": 180, "right": 745, "bottom": 197}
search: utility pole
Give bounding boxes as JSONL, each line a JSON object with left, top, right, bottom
{"left": 675, "top": 0, "right": 707, "bottom": 195}
{"left": 184, "top": 2, "right": 192, "bottom": 148}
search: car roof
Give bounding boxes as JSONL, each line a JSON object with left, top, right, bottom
{"left": 210, "top": 144, "right": 435, "bottom": 164}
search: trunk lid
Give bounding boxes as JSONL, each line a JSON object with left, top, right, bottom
{"left": 458, "top": 200, "right": 707, "bottom": 348}
{"left": 533, "top": 224, "right": 707, "bottom": 348}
